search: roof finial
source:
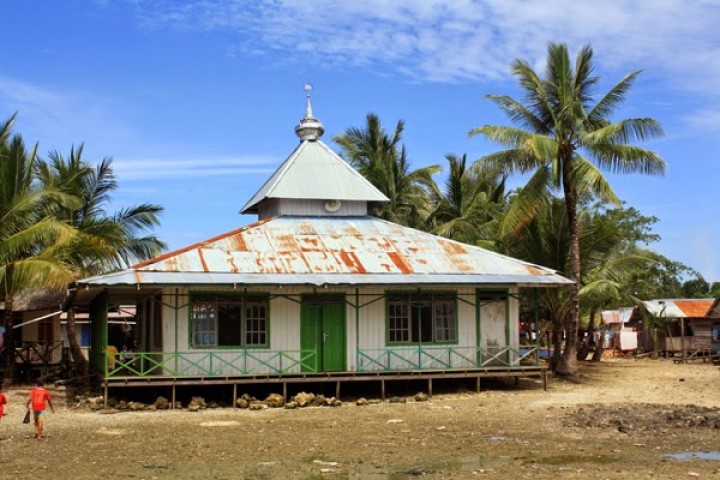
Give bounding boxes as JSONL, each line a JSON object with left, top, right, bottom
{"left": 295, "top": 82, "right": 324, "bottom": 142}
{"left": 304, "top": 82, "right": 314, "bottom": 118}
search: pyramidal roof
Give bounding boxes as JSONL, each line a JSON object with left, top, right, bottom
{"left": 241, "top": 84, "right": 388, "bottom": 214}
{"left": 241, "top": 141, "right": 388, "bottom": 213}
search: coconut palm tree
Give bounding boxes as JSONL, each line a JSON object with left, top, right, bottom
{"left": 334, "top": 113, "right": 439, "bottom": 228}
{"left": 37, "top": 145, "right": 166, "bottom": 275}
{"left": 427, "top": 153, "right": 506, "bottom": 248}
{"left": 470, "top": 43, "right": 665, "bottom": 376}
{"left": 0, "top": 115, "right": 78, "bottom": 382}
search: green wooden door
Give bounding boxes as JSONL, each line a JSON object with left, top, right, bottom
{"left": 300, "top": 298, "right": 346, "bottom": 373}
{"left": 321, "top": 302, "right": 346, "bottom": 372}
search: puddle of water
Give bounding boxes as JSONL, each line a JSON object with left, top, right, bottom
{"left": 487, "top": 435, "right": 508, "bottom": 441}
{"left": 665, "top": 451, "right": 720, "bottom": 461}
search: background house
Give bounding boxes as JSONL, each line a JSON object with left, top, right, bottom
{"left": 600, "top": 306, "right": 641, "bottom": 351}
{"left": 639, "top": 299, "right": 716, "bottom": 359}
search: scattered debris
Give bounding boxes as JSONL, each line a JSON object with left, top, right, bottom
{"left": 565, "top": 404, "right": 720, "bottom": 433}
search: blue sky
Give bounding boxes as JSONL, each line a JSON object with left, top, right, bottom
{"left": 2, "top": 1, "right": 719, "bottom": 281}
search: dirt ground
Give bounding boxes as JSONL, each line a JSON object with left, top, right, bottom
{"left": 1, "top": 358, "right": 719, "bottom": 480}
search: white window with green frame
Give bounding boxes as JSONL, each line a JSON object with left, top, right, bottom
{"left": 387, "top": 292, "right": 457, "bottom": 344}
{"left": 190, "top": 294, "right": 269, "bottom": 348}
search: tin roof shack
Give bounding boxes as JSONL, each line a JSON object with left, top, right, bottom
{"left": 0, "top": 288, "right": 67, "bottom": 380}
{"left": 640, "top": 299, "right": 715, "bottom": 362}
{"left": 600, "top": 307, "right": 641, "bottom": 351}
{"left": 67, "top": 88, "right": 571, "bottom": 402}
{"left": 706, "top": 296, "right": 720, "bottom": 356}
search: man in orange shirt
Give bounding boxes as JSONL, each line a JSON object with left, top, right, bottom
{"left": 26, "top": 380, "right": 54, "bottom": 440}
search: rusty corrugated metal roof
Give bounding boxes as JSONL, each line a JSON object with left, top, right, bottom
{"left": 601, "top": 307, "right": 637, "bottom": 324}
{"left": 78, "top": 216, "right": 572, "bottom": 287}
{"left": 642, "top": 299, "right": 714, "bottom": 318}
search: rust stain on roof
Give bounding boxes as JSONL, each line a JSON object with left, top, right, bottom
{"left": 296, "top": 223, "right": 316, "bottom": 235}
{"left": 298, "top": 236, "right": 323, "bottom": 251}
{"left": 276, "top": 234, "right": 299, "bottom": 252}
{"left": 674, "top": 299, "right": 714, "bottom": 317}
{"left": 339, "top": 251, "right": 366, "bottom": 273}
{"left": 198, "top": 249, "right": 209, "bottom": 272}
{"left": 228, "top": 234, "right": 248, "bottom": 252}
{"left": 525, "top": 265, "right": 546, "bottom": 276}
{"left": 441, "top": 240, "right": 468, "bottom": 255}
{"left": 387, "top": 252, "right": 412, "bottom": 274}
{"left": 132, "top": 218, "right": 271, "bottom": 269}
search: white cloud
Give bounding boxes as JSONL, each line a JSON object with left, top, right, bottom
{"left": 113, "top": 155, "right": 277, "bottom": 180}
{"left": 130, "top": 0, "right": 720, "bottom": 91}
{"left": 683, "top": 109, "right": 720, "bottom": 135}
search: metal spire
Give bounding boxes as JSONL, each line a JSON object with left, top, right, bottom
{"left": 295, "top": 82, "right": 325, "bottom": 141}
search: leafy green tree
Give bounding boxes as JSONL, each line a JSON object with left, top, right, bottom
{"left": 577, "top": 206, "right": 656, "bottom": 361}
{"left": 624, "top": 253, "right": 694, "bottom": 301}
{"left": 0, "top": 115, "right": 78, "bottom": 382}
{"left": 507, "top": 198, "right": 658, "bottom": 367}
{"left": 470, "top": 43, "right": 665, "bottom": 376}
{"left": 427, "top": 153, "right": 506, "bottom": 248}
{"left": 37, "top": 145, "right": 166, "bottom": 275}
{"left": 681, "top": 274, "right": 711, "bottom": 298}
{"left": 334, "top": 113, "right": 439, "bottom": 228}
{"left": 709, "top": 282, "right": 720, "bottom": 299}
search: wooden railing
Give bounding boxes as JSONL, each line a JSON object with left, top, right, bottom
{"left": 104, "top": 345, "right": 540, "bottom": 379}
{"left": 105, "top": 349, "right": 318, "bottom": 378}
{"left": 356, "top": 345, "right": 540, "bottom": 372}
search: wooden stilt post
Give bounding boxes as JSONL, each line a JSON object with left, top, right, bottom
{"left": 542, "top": 370, "right": 547, "bottom": 391}
{"left": 172, "top": 384, "right": 176, "bottom": 409}
{"left": 381, "top": 379, "right": 385, "bottom": 400}
{"left": 233, "top": 384, "right": 237, "bottom": 408}
{"left": 476, "top": 376, "right": 481, "bottom": 393}
{"left": 428, "top": 378, "right": 433, "bottom": 397}
{"left": 336, "top": 381, "right": 340, "bottom": 400}
{"left": 283, "top": 382, "right": 287, "bottom": 402}
{"left": 103, "top": 383, "right": 108, "bottom": 407}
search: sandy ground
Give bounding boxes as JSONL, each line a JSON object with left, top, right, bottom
{"left": 1, "top": 357, "right": 719, "bottom": 480}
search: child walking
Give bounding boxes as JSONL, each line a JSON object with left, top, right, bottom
{"left": 26, "top": 380, "right": 54, "bottom": 440}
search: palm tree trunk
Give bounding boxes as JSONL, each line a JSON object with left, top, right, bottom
{"left": 65, "top": 307, "right": 89, "bottom": 386}
{"left": 549, "top": 320, "right": 563, "bottom": 372}
{"left": 2, "top": 295, "right": 16, "bottom": 385}
{"left": 557, "top": 158, "right": 580, "bottom": 376}
{"left": 577, "top": 308, "right": 596, "bottom": 361}
{"left": 592, "top": 322, "right": 606, "bottom": 362}
{"left": 2, "top": 263, "right": 16, "bottom": 385}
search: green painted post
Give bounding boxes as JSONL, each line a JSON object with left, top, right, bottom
{"left": 505, "top": 292, "right": 511, "bottom": 366}
{"left": 533, "top": 288, "right": 540, "bottom": 366}
{"left": 174, "top": 289, "right": 179, "bottom": 374}
{"left": 355, "top": 288, "right": 360, "bottom": 373}
{"left": 475, "top": 292, "right": 481, "bottom": 367}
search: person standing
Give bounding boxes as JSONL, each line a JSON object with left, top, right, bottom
{"left": 26, "top": 380, "right": 54, "bottom": 440}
